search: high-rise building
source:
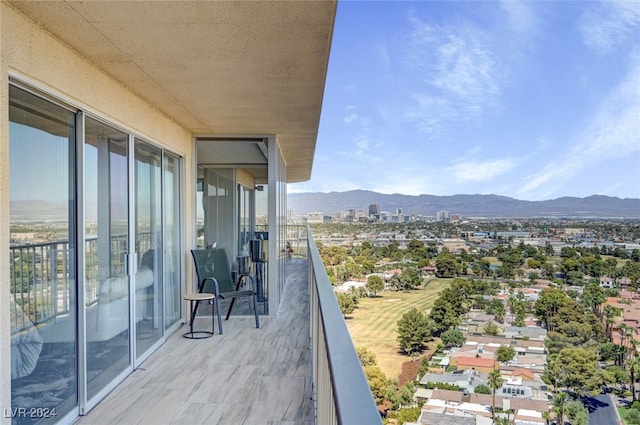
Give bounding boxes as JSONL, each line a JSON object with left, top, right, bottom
{"left": 436, "top": 210, "right": 451, "bottom": 221}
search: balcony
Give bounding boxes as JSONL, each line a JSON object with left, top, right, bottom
{"left": 10, "top": 229, "right": 380, "bottom": 424}
{"left": 76, "top": 258, "right": 315, "bottom": 425}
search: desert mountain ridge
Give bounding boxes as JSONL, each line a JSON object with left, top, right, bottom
{"left": 288, "top": 190, "right": 640, "bottom": 218}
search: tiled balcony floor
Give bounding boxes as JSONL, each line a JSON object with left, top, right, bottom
{"left": 75, "top": 259, "right": 313, "bottom": 425}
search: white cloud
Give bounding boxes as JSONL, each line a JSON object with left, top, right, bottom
{"left": 432, "top": 35, "right": 499, "bottom": 103}
{"left": 500, "top": 0, "right": 537, "bottom": 34}
{"left": 354, "top": 136, "right": 371, "bottom": 157}
{"left": 579, "top": 1, "right": 640, "bottom": 54}
{"left": 446, "top": 157, "right": 518, "bottom": 183}
{"left": 341, "top": 83, "right": 357, "bottom": 94}
{"left": 402, "top": 16, "right": 504, "bottom": 138}
{"left": 516, "top": 55, "right": 640, "bottom": 199}
{"left": 411, "top": 22, "right": 501, "bottom": 107}
{"left": 370, "top": 171, "right": 437, "bottom": 196}
{"left": 344, "top": 113, "right": 358, "bottom": 124}
{"left": 535, "top": 136, "right": 553, "bottom": 151}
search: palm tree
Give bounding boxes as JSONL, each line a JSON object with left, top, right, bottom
{"left": 488, "top": 368, "right": 503, "bottom": 423}
{"left": 619, "top": 324, "right": 637, "bottom": 368}
{"left": 628, "top": 356, "right": 640, "bottom": 402}
{"left": 552, "top": 392, "right": 569, "bottom": 425}
{"left": 604, "top": 304, "right": 618, "bottom": 341}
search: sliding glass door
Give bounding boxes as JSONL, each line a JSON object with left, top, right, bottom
{"left": 8, "top": 83, "right": 184, "bottom": 422}
{"left": 134, "top": 140, "right": 163, "bottom": 357}
{"left": 83, "top": 117, "right": 131, "bottom": 401}
{"left": 9, "top": 84, "right": 78, "bottom": 424}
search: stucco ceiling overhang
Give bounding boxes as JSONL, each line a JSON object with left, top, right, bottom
{"left": 8, "top": 0, "right": 337, "bottom": 183}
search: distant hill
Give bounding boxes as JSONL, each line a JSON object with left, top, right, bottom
{"left": 288, "top": 190, "right": 640, "bottom": 218}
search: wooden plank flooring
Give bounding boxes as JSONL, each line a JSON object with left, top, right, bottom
{"left": 75, "top": 259, "right": 313, "bottom": 425}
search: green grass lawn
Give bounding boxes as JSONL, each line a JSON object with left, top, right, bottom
{"left": 345, "top": 278, "right": 451, "bottom": 380}
{"left": 619, "top": 406, "right": 628, "bottom": 422}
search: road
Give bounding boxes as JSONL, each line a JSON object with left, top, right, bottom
{"left": 583, "top": 393, "right": 620, "bottom": 425}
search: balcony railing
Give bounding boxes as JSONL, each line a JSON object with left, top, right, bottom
{"left": 9, "top": 233, "right": 152, "bottom": 333}
{"left": 306, "top": 226, "right": 382, "bottom": 424}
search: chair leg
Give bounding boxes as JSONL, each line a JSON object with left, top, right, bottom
{"left": 189, "top": 300, "right": 196, "bottom": 335}
{"left": 190, "top": 299, "right": 199, "bottom": 324}
{"left": 252, "top": 294, "right": 260, "bottom": 328}
{"left": 211, "top": 297, "right": 216, "bottom": 335}
{"left": 225, "top": 298, "right": 235, "bottom": 320}
{"left": 215, "top": 295, "right": 223, "bottom": 335}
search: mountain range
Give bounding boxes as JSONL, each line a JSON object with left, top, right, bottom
{"left": 288, "top": 190, "right": 640, "bottom": 218}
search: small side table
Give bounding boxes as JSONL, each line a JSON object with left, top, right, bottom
{"left": 183, "top": 293, "right": 216, "bottom": 339}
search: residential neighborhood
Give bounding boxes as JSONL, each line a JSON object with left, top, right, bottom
{"left": 318, "top": 217, "right": 640, "bottom": 424}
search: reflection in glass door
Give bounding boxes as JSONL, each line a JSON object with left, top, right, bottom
{"left": 9, "top": 84, "right": 78, "bottom": 424}
{"left": 134, "top": 140, "right": 163, "bottom": 357}
{"left": 84, "top": 117, "right": 131, "bottom": 401}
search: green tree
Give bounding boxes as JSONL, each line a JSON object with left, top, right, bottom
{"left": 626, "top": 408, "right": 640, "bottom": 425}
{"left": 428, "top": 278, "right": 471, "bottom": 335}
{"left": 401, "top": 266, "right": 423, "bottom": 289}
{"left": 356, "top": 346, "right": 377, "bottom": 367}
{"left": 336, "top": 292, "right": 355, "bottom": 318}
{"left": 534, "top": 287, "right": 572, "bottom": 331}
{"left": 364, "top": 365, "right": 395, "bottom": 407}
{"left": 565, "top": 400, "right": 589, "bottom": 425}
{"left": 395, "top": 407, "right": 421, "bottom": 424}
{"left": 474, "top": 384, "right": 491, "bottom": 394}
{"left": 604, "top": 304, "right": 620, "bottom": 341}
{"left": 488, "top": 369, "right": 503, "bottom": 421}
{"left": 581, "top": 281, "right": 606, "bottom": 318}
{"left": 429, "top": 292, "right": 466, "bottom": 335}
{"left": 435, "top": 252, "right": 457, "bottom": 277}
{"left": 483, "top": 321, "right": 499, "bottom": 336}
{"left": 552, "top": 392, "right": 569, "bottom": 425}
{"left": 556, "top": 347, "right": 598, "bottom": 394}
{"left": 397, "top": 308, "right": 434, "bottom": 359}
{"left": 393, "top": 382, "right": 416, "bottom": 409}
{"left": 629, "top": 356, "right": 640, "bottom": 402}
{"left": 440, "top": 328, "right": 466, "bottom": 349}
{"left": 486, "top": 299, "right": 506, "bottom": 323}
{"left": 479, "top": 258, "right": 492, "bottom": 277}
{"left": 496, "top": 345, "right": 516, "bottom": 364}
{"left": 365, "top": 274, "right": 385, "bottom": 296}
{"left": 319, "top": 244, "right": 347, "bottom": 266}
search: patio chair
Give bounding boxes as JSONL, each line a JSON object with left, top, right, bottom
{"left": 191, "top": 248, "right": 260, "bottom": 334}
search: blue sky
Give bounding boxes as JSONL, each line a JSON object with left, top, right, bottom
{"left": 289, "top": 0, "right": 640, "bottom": 201}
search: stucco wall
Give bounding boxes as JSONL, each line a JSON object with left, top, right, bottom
{"left": 0, "top": 3, "right": 9, "bottom": 421}
{"left": 0, "top": 4, "right": 195, "bottom": 419}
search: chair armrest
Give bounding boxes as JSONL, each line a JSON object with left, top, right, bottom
{"left": 236, "top": 274, "right": 255, "bottom": 293}
{"left": 200, "top": 277, "right": 221, "bottom": 296}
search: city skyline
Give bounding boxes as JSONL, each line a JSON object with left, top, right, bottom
{"left": 289, "top": 1, "right": 640, "bottom": 202}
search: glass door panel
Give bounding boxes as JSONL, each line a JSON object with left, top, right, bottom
{"left": 163, "top": 153, "right": 181, "bottom": 329}
{"left": 9, "top": 84, "right": 78, "bottom": 423}
{"left": 134, "top": 140, "right": 163, "bottom": 357}
{"left": 84, "top": 117, "right": 130, "bottom": 400}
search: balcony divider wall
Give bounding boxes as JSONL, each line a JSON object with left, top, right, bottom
{"left": 267, "top": 136, "right": 287, "bottom": 314}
